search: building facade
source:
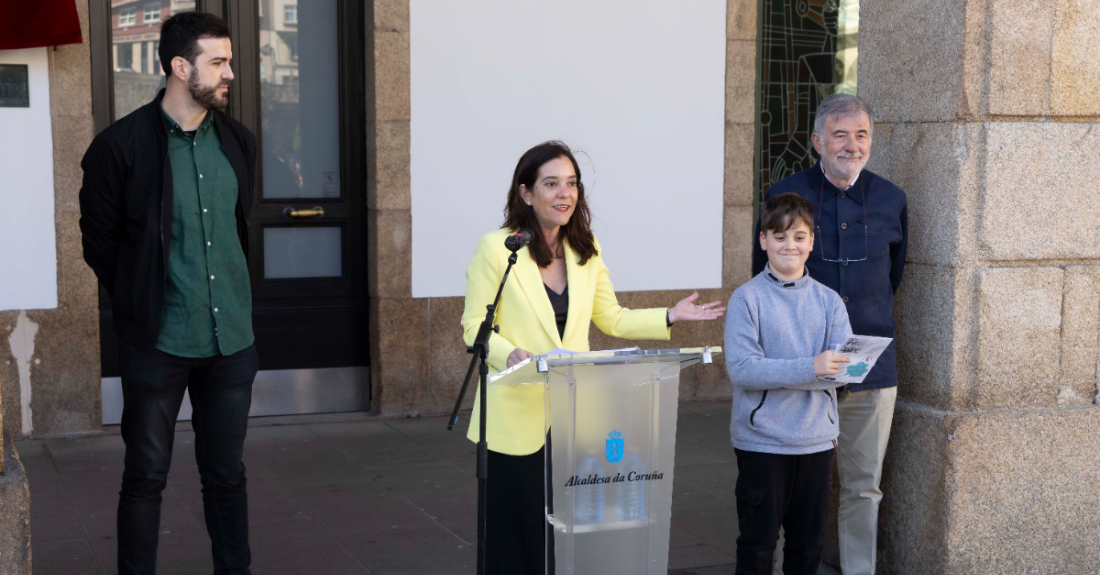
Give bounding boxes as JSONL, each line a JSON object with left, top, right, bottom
{"left": 0, "top": 1, "right": 1097, "bottom": 572}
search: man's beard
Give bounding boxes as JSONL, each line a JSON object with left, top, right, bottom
{"left": 188, "top": 70, "right": 229, "bottom": 110}
{"left": 822, "top": 151, "right": 868, "bottom": 182}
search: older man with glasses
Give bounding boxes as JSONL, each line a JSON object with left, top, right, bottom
{"left": 751, "top": 93, "right": 908, "bottom": 575}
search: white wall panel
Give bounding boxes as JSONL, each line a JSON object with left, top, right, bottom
{"left": 410, "top": 0, "right": 726, "bottom": 297}
{"left": 0, "top": 48, "right": 57, "bottom": 311}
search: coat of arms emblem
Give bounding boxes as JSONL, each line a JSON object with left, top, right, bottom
{"left": 606, "top": 430, "right": 624, "bottom": 463}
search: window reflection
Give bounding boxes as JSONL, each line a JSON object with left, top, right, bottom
{"left": 111, "top": 0, "right": 194, "bottom": 120}
{"left": 259, "top": 0, "right": 340, "bottom": 199}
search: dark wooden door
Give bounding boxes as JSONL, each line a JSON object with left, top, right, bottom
{"left": 216, "top": 0, "right": 369, "bottom": 374}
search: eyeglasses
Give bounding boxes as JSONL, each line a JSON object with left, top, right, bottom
{"left": 816, "top": 174, "right": 868, "bottom": 263}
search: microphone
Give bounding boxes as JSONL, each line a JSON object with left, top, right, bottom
{"left": 505, "top": 229, "right": 533, "bottom": 252}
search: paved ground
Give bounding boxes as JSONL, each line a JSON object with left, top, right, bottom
{"left": 17, "top": 401, "right": 838, "bottom": 574}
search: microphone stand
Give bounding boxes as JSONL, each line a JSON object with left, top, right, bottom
{"left": 447, "top": 247, "right": 520, "bottom": 575}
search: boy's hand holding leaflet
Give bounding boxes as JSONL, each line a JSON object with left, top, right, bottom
{"left": 813, "top": 350, "right": 851, "bottom": 377}
{"left": 819, "top": 335, "right": 893, "bottom": 383}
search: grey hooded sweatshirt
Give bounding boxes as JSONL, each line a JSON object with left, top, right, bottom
{"left": 723, "top": 265, "right": 852, "bottom": 455}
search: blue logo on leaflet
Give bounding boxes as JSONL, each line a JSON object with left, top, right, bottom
{"left": 606, "top": 430, "right": 624, "bottom": 463}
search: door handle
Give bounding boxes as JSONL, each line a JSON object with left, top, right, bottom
{"left": 283, "top": 206, "right": 325, "bottom": 219}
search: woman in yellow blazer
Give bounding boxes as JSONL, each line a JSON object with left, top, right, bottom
{"left": 462, "top": 141, "right": 725, "bottom": 574}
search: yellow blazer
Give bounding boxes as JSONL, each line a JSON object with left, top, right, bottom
{"left": 462, "top": 228, "right": 671, "bottom": 455}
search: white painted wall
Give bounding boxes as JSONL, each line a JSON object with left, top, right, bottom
{"left": 410, "top": 0, "right": 726, "bottom": 298}
{"left": 0, "top": 48, "right": 57, "bottom": 311}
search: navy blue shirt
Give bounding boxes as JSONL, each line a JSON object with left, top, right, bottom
{"left": 752, "top": 162, "right": 908, "bottom": 391}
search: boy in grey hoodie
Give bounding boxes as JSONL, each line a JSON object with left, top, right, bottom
{"left": 724, "top": 193, "right": 852, "bottom": 575}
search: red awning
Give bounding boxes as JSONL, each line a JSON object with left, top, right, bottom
{"left": 0, "top": 0, "right": 83, "bottom": 50}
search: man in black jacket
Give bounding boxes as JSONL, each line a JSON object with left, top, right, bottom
{"left": 79, "top": 12, "right": 257, "bottom": 575}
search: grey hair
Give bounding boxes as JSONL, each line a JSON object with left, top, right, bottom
{"left": 813, "top": 93, "right": 874, "bottom": 137}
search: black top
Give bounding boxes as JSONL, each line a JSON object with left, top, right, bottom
{"left": 79, "top": 88, "right": 258, "bottom": 351}
{"left": 544, "top": 283, "right": 569, "bottom": 339}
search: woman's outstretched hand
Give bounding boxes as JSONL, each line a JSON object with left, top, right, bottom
{"left": 667, "top": 291, "right": 726, "bottom": 324}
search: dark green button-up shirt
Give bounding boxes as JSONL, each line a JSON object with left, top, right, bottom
{"left": 156, "top": 109, "right": 254, "bottom": 358}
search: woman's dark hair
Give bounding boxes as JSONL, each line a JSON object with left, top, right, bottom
{"left": 503, "top": 141, "right": 598, "bottom": 267}
{"left": 158, "top": 12, "right": 231, "bottom": 76}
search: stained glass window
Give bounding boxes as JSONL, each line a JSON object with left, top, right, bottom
{"left": 754, "top": 0, "right": 859, "bottom": 202}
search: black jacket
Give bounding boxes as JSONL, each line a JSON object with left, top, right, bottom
{"left": 79, "top": 90, "right": 256, "bottom": 350}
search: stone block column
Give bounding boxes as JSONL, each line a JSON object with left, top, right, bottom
{"left": 0, "top": 437, "right": 31, "bottom": 574}
{"left": 366, "top": 0, "right": 414, "bottom": 416}
{"left": 859, "top": 1, "right": 1100, "bottom": 572}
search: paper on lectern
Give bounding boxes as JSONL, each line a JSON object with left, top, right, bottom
{"left": 489, "top": 347, "right": 645, "bottom": 385}
{"left": 544, "top": 346, "right": 640, "bottom": 356}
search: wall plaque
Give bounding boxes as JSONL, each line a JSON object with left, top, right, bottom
{"left": 0, "top": 65, "right": 30, "bottom": 107}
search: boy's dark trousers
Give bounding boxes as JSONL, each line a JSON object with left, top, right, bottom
{"left": 734, "top": 448, "right": 834, "bottom": 575}
{"left": 116, "top": 340, "right": 259, "bottom": 575}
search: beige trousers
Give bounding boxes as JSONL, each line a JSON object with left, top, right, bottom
{"left": 835, "top": 385, "right": 897, "bottom": 575}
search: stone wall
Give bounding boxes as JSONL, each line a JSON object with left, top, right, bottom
{"left": 0, "top": 438, "right": 31, "bottom": 574}
{"left": 860, "top": 0, "right": 1100, "bottom": 572}
{"left": 364, "top": 0, "right": 756, "bottom": 416}
{"left": 0, "top": 0, "right": 100, "bottom": 441}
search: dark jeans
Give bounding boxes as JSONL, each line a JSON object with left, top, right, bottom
{"left": 116, "top": 340, "right": 258, "bottom": 575}
{"left": 734, "top": 448, "right": 834, "bottom": 575}
{"left": 486, "top": 435, "right": 554, "bottom": 575}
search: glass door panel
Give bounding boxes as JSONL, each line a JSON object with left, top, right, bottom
{"left": 263, "top": 226, "right": 343, "bottom": 279}
{"left": 111, "top": 0, "right": 194, "bottom": 120}
{"left": 251, "top": 0, "right": 358, "bottom": 299}
{"left": 259, "top": 0, "right": 341, "bottom": 199}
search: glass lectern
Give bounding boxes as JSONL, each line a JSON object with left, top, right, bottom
{"left": 488, "top": 347, "right": 722, "bottom": 575}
